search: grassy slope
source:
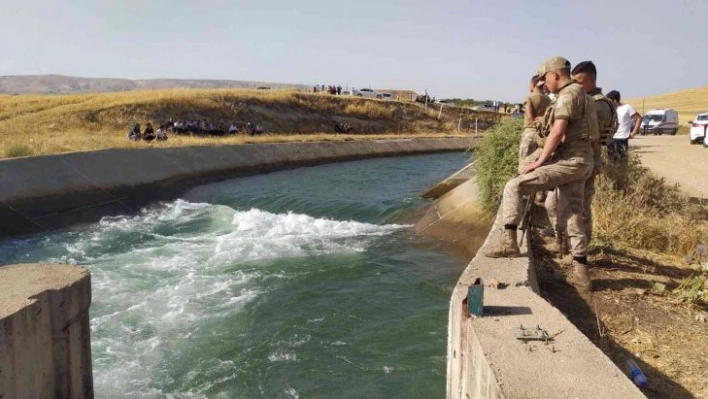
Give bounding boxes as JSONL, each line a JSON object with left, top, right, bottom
{"left": 0, "top": 89, "right": 498, "bottom": 158}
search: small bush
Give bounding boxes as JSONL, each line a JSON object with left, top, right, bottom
{"left": 3, "top": 142, "right": 34, "bottom": 158}
{"left": 473, "top": 118, "right": 523, "bottom": 211}
{"left": 674, "top": 272, "right": 708, "bottom": 305}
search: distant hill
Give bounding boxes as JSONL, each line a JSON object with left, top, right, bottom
{"left": 0, "top": 74, "right": 310, "bottom": 95}
{"left": 627, "top": 87, "right": 708, "bottom": 123}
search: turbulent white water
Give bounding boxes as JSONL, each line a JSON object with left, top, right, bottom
{"left": 42, "top": 199, "right": 408, "bottom": 397}
{"left": 1, "top": 153, "right": 469, "bottom": 398}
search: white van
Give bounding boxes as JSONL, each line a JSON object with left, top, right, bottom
{"left": 640, "top": 109, "right": 679, "bottom": 135}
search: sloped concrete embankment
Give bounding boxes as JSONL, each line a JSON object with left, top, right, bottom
{"left": 0, "top": 138, "right": 469, "bottom": 237}
{"left": 415, "top": 173, "right": 493, "bottom": 255}
{"left": 418, "top": 165, "right": 645, "bottom": 398}
{"left": 0, "top": 264, "right": 93, "bottom": 398}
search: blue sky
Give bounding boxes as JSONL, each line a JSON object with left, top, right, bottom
{"left": 1, "top": 0, "right": 705, "bottom": 101}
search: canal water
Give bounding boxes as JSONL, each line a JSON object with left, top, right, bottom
{"left": 0, "top": 152, "right": 470, "bottom": 398}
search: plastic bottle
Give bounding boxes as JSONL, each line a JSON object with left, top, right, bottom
{"left": 626, "top": 359, "right": 648, "bottom": 389}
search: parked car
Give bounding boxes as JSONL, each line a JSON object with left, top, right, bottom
{"left": 376, "top": 92, "right": 393, "bottom": 100}
{"left": 472, "top": 104, "right": 495, "bottom": 112}
{"left": 353, "top": 88, "right": 377, "bottom": 98}
{"left": 641, "top": 109, "right": 679, "bottom": 135}
{"left": 415, "top": 94, "right": 433, "bottom": 103}
{"left": 688, "top": 113, "right": 708, "bottom": 144}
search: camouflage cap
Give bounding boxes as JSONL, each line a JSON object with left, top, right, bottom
{"left": 537, "top": 56, "right": 571, "bottom": 81}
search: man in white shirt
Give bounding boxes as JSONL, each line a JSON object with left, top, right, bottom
{"left": 606, "top": 90, "right": 641, "bottom": 163}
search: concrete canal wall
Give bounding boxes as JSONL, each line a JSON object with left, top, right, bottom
{"left": 0, "top": 264, "right": 93, "bottom": 399}
{"left": 0, "top": 138, "right": 470, "bottom": 237}
{"left": 421, "top": 167, "right": 646, "bottom": 398}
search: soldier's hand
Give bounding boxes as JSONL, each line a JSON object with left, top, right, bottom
{"left": 521, "top": 161, "right": 541, "bottom": 175}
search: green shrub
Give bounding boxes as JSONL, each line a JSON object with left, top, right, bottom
{"left": 3, "top": 143, "right": 34, "bottom": 158}
{"left": 474, "top": 118, "right": 523, "bottom": 211}
{"left": 674, "top": 272, "right": 708, "bottom": 305}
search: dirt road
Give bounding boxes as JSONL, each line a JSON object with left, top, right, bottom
{"left": 630, "top": 135, "right": 708, "bottom": 198}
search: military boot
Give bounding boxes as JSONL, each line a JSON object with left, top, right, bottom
{"left": 483, "top": 228, "right": 521, "bottom": 258}
{"left": 567, "top": 260, "right": 592, "bottom": 293}
{"left": 548, "top": 230, "right": 570, "bottom": 256}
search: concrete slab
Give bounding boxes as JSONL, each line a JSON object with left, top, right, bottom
{"left": 0, "top": 263, "right": 93, "bottom": 399}
{"left": 416, "top": 177, "right": 494, "bottom": 255}
{"left": 422, "top": 161, "right": 475, "bottom": 199}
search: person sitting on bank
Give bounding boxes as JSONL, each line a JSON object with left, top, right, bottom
{"left": 143, "top": 122, "right": 156, "bottom": 142}
{"left": 128, "top": 123, "right": 141, "bottom": 141}
{"left": 156, "top": 125, "right": 168, "bottom": 141}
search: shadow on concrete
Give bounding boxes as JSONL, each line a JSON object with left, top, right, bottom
{"left": 532, "top": 237, "right": 695, "bottom": 399}
{"left": 483, "top": 306, "right": 533, "bottom": 316}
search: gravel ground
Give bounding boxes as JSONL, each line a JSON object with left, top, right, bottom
{"left": 630, "top": 135, "right": 708, "bottom": 199}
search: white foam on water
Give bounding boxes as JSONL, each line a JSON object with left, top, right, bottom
{"left": 47, "top": 199, "right": 407, "bottom": 397}
{"left": 284, "top": 385, "right": 300, "bottom": 399}
{"left": 268, "top": 350, "right": 297, "bottom": 363}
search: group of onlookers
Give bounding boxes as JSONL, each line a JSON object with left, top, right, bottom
{"left": 170, "top": 119, "right": 264, "bottom": 136}
{"left": 313, "top": 85, "right": 343, "bottom": 95}
{"left": 128, "top": 119, "right": 265, "bottom": 141}
{"left": 128, "top": 122, "right": 168, "bottom": 142}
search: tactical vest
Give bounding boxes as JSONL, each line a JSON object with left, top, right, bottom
{"left": 591, "top": 93, "right": 618, "bottom": 146}
{"left": 534, "top": 83, "right": 593, "bottom": 156}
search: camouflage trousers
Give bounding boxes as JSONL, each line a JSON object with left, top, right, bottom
{"left": 544, "top": 147, "right": 604, "bottom": 243}
{"left": 546, "top": 159, "right": 600, "bottom": 243}
{"left": 518, "top": 127, "right": 539, "bottom": 174}
{"left": 502, "top": 156, "right": 592, "bottom": 257}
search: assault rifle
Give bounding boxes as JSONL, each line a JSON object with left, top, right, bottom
{"left": 518, "top": 193, "right": 534, "bottom": 244}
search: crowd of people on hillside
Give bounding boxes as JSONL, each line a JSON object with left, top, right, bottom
{"left": 128, "top": 119, "right": 265, "bottom": 142}
{"left": 313, "top": 84, "right": 343, "bottom": 95}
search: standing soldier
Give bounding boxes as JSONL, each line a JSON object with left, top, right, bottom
{"left": 519, "top": 74, "right": 552, "bottom": 173}
{"left": 483, "top": 56, "right": 598, "bottom": 293}
{"left": 546, "top": 61, "right": 618, "bottom": 253}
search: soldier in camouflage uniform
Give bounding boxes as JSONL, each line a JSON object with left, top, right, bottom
{"left": 519, "top": 74, "right": 552, "bottom": 173}
{"left": 545, "top": 61, "right": 617, "bottom": 253}
{"left": 484, "top": 56, "right": 598, "bottom": 293}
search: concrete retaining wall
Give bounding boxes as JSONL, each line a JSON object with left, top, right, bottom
{"left": 421, "top": 161, "right": 476, "bottom": 200}
{"left": 0, "top": 264, "right": 93, "bottom": 399}
{"left": 424, "top": 170, "right": 647, "bottom": 398}
{"left": 0, "top": 138, "right": 471, "bottom": 237}
{"left": 415, "top": 176, "right": 494, "bottom": 255}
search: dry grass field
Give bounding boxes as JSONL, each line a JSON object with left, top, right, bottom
{"left": 0, "top": 88, "right": 498, "bottom": 159}
{"left": 627, "top": 86, "right": 708, "bottom": 124}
